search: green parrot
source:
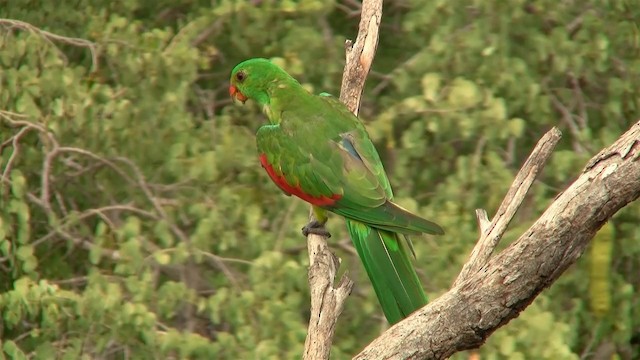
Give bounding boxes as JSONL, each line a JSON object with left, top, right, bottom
{"left": 229, "top": 58, "right": 444, "bottom": 324}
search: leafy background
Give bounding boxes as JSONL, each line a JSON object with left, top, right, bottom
{"left": 1, "top": 0, "right": 639, "bottom": 358}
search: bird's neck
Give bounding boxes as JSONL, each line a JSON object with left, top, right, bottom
{"left": 263, "top": 78, "right": 307, "bottom": 124}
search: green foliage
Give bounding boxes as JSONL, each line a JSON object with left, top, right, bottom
{"left": 590, "top": 222, "right": 614, "bottom": 318}
{"left": 1, "top": 0, "right": 639, "bottom": 358}
{"left": 478, "top": 298, "right": 579, "bottom": 360}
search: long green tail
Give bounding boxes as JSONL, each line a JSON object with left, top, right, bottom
{"left": 345, "top": 219, "right": 428, "bottom": 324}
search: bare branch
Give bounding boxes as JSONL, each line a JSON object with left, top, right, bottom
{"left": 303, "top": 0, "right": 382, "bottom": 358}
{"left": 547, "top": 88, "right": 590, "bottom": 154}
{"left": 454, "top": 127, "right": 562, "bottom": 287}
{"left": 0, "top": 18, "right": 99, "bottom": 71}
{"left": 1, "top": 111, "right": 50, "bottom": 186}
{"left": 303, "top": 236, "right": 353, "bottom": 360}
{"left": 355, "top": 121, "right": 640, "bottom": 359}
{"left": 1, "top": 112, "right": 239, "bottom": 293}
{"left": 339, "top": 0, "right": 382, "bottom": 115}
{"left": 1, "top": 127, "right": 31, "bottom": 186}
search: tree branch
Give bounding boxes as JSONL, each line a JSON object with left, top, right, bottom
{"left": 355, "top": 120, "right": 640, "bottom": 359}
{"left": 303, "top": 1, "right": 382, "bottom": 358}
{"left": 454, "top": 127, "right": 562, "bottom": 287}
{"left": 339, "top": 0, "right": 382, "bottom": 115}
{"left": 0, "top": 19, "right": 99, "bottom": 71}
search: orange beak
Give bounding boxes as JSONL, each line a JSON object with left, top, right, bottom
{"left": 229, "top": 84, "right": 248, "bottom": 104}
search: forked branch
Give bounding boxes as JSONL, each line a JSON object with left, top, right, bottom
{"left": 356, "top": 121, "right": 640, "bottom": 359}
{"left": 454, "top": 127, "right": 562, "bottom": 287}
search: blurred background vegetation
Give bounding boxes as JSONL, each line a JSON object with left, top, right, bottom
{"left": 0, "top": 0, "right": 639, "bottom": 359}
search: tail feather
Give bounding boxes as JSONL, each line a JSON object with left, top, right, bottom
{"left": 345, "top": 219, "right": 428, "bottom": 324}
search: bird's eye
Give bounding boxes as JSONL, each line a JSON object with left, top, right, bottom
{"left": 236, "top": 71, "right": 246, "bottom": 82}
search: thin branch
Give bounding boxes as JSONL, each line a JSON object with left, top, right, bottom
{"left": 339, "top": 0, "right": 382, "bottom": 115}
{"left": 453, "top": 127, "right": 562, "bottom": 287}
{"left": 547, "top": 88, "right": 590, "bottom": 154}
{"left": 1, "top": 127, "right": 32, "bottom": 185}
{"left": 303, "top": 1, "right": 382, "bottom": 359}
{"left": 190, "top": 19, "right": 224, "bottom": 47}
{"left": 356, "top": 121, "right": 640, "bottom": 359}
{"left": 1, "top": 113, "right": 240, "bottom": 293}
{"left": 0, "top": 18, "right": 99, "bottom": 71}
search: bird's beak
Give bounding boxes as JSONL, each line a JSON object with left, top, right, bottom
{"left": 229, "top": 84, "right": 248, "bottom": 104}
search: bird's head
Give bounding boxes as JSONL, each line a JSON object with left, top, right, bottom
{"left": 229, "top": 58, "right": 289, "bottom": 106}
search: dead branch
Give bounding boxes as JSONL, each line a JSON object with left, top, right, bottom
{"left": 339, "top": 0, "right": 382, "bottom": 116}
{"left": 1, "top": 112, "right": 240, "bottom": 290}
{"left": 355, "top": 120, "right": 640, "bottom": 359}
{"left": 0, "top": 18, "right": 99, "bottom": 70}
{"left": 303, "top": 0, "right": 382, "bottom": 359}
{"left": 454, "top": 127, "right": 562, "bottom": 287}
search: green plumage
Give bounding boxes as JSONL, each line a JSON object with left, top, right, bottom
{"left": 230, "top": 58, "right": 444, "bottom": 324}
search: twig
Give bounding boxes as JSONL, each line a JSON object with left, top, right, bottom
{"left": 111, "top": 156, "right": 219, "bottom": 333}
{"left": 41, "top": 146, "right": 60, "bottom": 212}
{"left": 453, "top": 127, "right": 562, "bottom": 287}
{"left": 31, "top": 204, "right": 159, "bottom": 248}
{"left": 0, "top": 18, "right": 99, "bottom": 71}
{"left": 274, "top": 200, "right": 301, "bottom": 251}
{"left": 303, "top": 1, "right": 382, "bottom": 359}
{"left": 335, "top": 0, "right": 363, "bottom": 18}
{"left": 1, "top": 127, "right": 31, "bottom": 184}
{"left": 2, "top": 114, "right": 239, "bottom": 292}
{"left": 548, "top": 89, "right": 589, "bottom": 154}
{"left": 190, "top": 19, "right": 223, "bottom": 47}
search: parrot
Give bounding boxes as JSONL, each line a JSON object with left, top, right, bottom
{"left": 229, "top": 58, "right": 444, "bottom": 324}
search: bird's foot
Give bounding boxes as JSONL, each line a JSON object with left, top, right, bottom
{"left": 302, "top": 220, "right": 331, "bottom": 238}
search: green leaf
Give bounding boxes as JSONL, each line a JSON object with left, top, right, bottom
{"left": 15, "top": 93, "right": 41, "bottom": 118}
{"left": 507, "top": 118, "right": 526, "bottom": 137}
{"left": 51, "top": 98, "right": 64, "bottom": 116}
{"left": 0, "top": 216, "right": 6, "bottom": 241}
{"left": 15, "top": 245, "right": 34, "bottom": 261}
{"left": 447, "top": 78, "right": 480, "bottom": 108}
{"left": 3, "top": 340, "right": 27, "bottom": 360}
{"left": 89, "top": 244, "right": 102, "bottom": 265}
{"left": 421, "top": 73, "right": 442, "bottom": 102}
{"left": 154, "top": 252, "right": 171, "bottom": 265}
{"left": 0, "top": 240, "right": 10, "bottom": 256}
{"left": 10, "top": 170, "right": 26, "bottom": 199}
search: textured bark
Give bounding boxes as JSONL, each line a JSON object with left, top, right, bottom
{"left": 355, "top": 121, "right": 640, "bottom": 359}
{"left": 303, "top": 233, "right": 353, "bottom": 360}
{"left": 339, "top": 0, "right": 382, "bottom": 116}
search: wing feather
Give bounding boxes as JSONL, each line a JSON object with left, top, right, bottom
{"left": 256, "top": 95, "right": 443, "bottom": 236}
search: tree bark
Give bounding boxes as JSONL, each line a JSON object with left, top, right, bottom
{"left": 355, "top": 121, "right": 640, "bottom": 359}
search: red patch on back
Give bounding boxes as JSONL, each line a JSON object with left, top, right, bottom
{"left": 259, "top": 154, "right": 341, "bottom": 206}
